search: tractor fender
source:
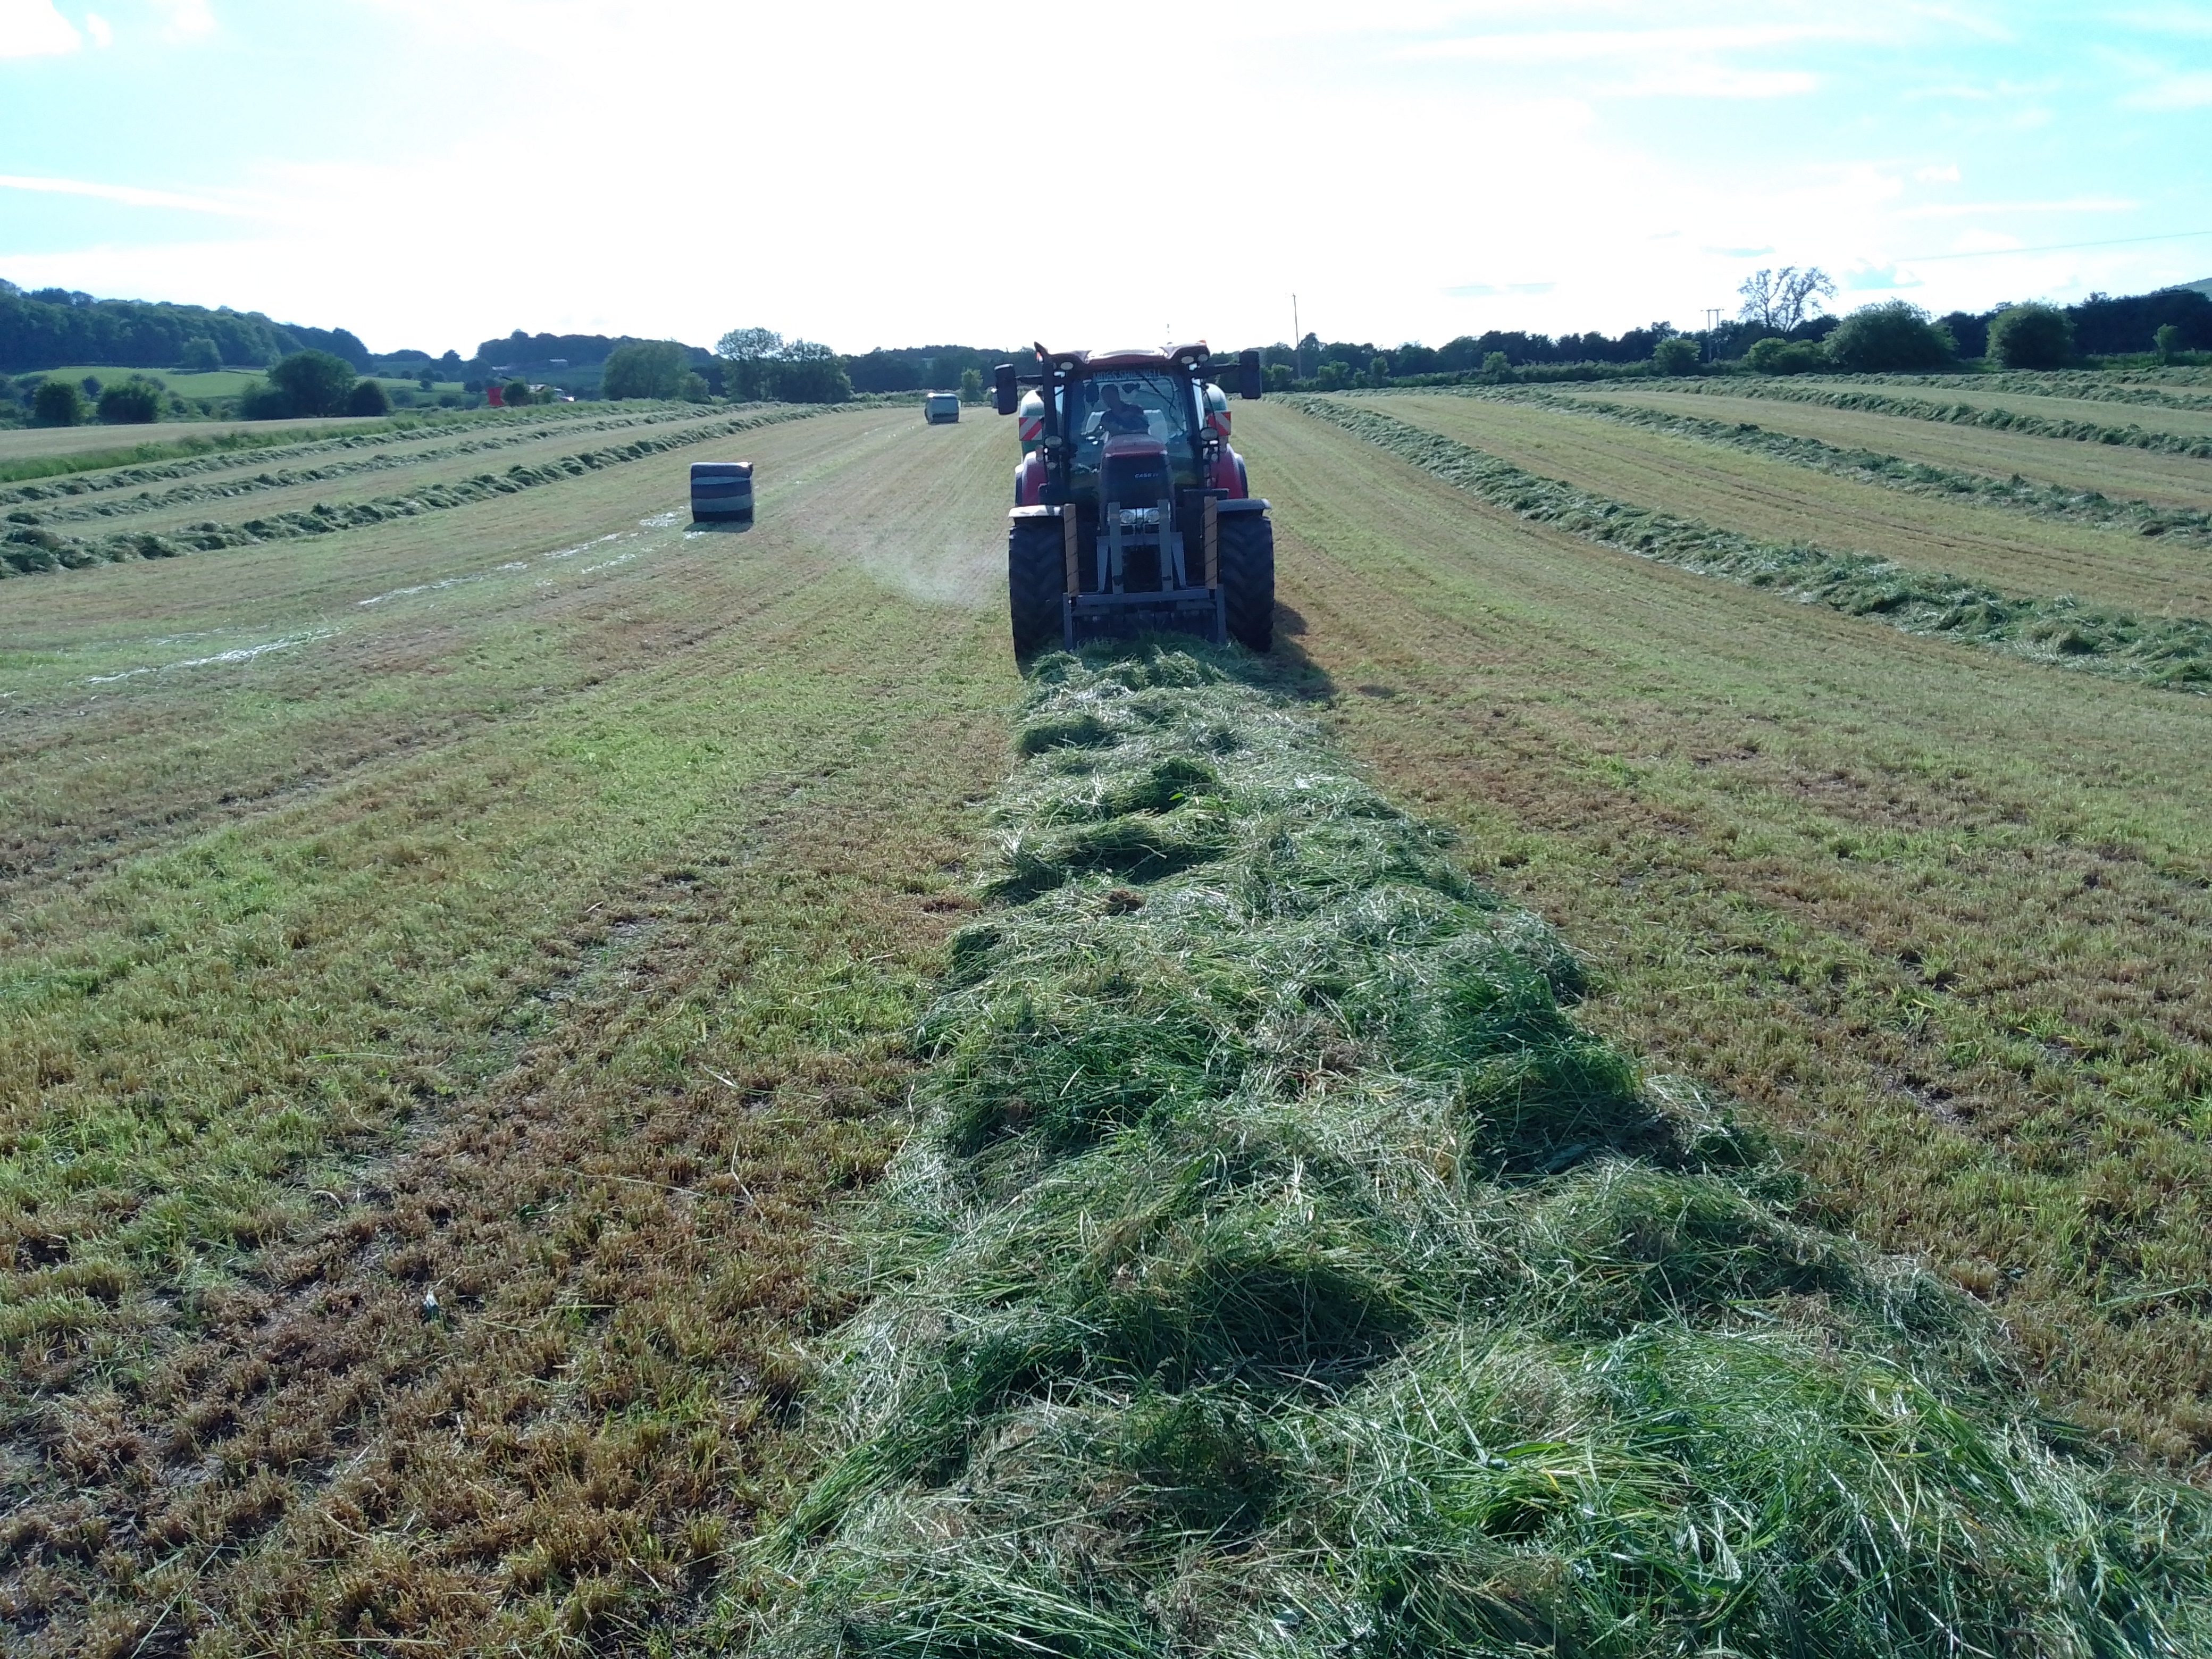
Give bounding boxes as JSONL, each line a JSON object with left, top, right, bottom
{"left": 1210, "top": 445, "right": 1249, "bottom": 497}
{"left": 1015, "top": 449, "right": 1048, "bottom": 506}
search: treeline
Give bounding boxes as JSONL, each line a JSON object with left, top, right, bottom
{"left": 447, "top": 332, "right": 1015, "bottom": 401}
{"left": 1263, "top": 284, "right": 2210, "bottom": 383}
{"left": 0, "top": 280, "right": 370, "bottom": 373}
{"left": 845, "top": 344, "right": 1016, "bottom": 393}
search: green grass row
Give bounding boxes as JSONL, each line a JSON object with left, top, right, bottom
{"left": 0, "top": 401, "right": 688, "bottom": 499}
{"left": 14, "top": 407, "right": 748, "bottom": 529}
{"left": 0, "top": 423, "right": 398, "bottom": 488}
{"left": 1296, "top": 397, "right": 2212, "bottom": 690}
{"left": 1458, "top": 386, "right": 2212, "bottom": 541}
{"left": 1651, "top": 376, "right": 2212, "bottom": 455}
{"left": 1838, "top": 367, "right": 2212, "bottom": 408}
{"left": 748, "top": 646, "right": 2212, "bottom": 1658}
{"left": 0, "top": 406, "right": 829, "bottom": 578}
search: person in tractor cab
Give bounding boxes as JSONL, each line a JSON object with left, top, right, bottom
{"left": 1096, "top": 382, "right": 1149, "bottom": 435}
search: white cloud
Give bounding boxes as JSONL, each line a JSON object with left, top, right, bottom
{"left": 1841, "top": 264, "right": 1923, "bottom": 290}
{"left": 1401, "top": 21, "right": 1861, "bottom": 63}
{"left": 0, "top": 0, "right": 79, "bottom": 56}
{"left": 85, "top": 10, "right": 112, "bottom": 45}
{"left": 149, "top": 0, "right": 213, "bottom": 41}
{"left": 1444, "top": 281, "right": 1557, "bottom": 297}
{"left": 1894, "top": 196, "right": 2136, "bottom": 219}
{"left": 0, "top": 172, "right": 254, "bottom": 214}
{"left": 2123, "top": 68, "right": 2212, "bottom": 107}
{"left": 2, "top": 1, "right": 2200, "bottom": 352}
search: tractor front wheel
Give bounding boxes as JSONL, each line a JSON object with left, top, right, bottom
{"left": 1008, "top": 517, "right": 1066, "bottom": 661}
{"left": 1217, "top": 513, "right": 1275, "bottom": 653}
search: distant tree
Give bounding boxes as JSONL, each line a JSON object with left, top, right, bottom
{"left": 959, "top": 366, "right": 983, "bottom": 403}
{"left": 714, "top": 328, "right": 784, "bottom": 400}
{"left": 178, "top": 337, "right": 222, "bottom": 373}
{"left": 32, "top": 379, "right": 86, "bottom": 425}
{"left": 1937, "top": 309, "right": 1990, "bottom": 359}
{"left": 268, "top": 349, "right": 358, "bottom": 416}
{"left": 1482, "top": 350, "right": 1512, "bottom": 381}
{"left": 2155, "top": 322, "right": 2182, "bottom": 363}
{"left": 347, "top": 379, "right": 392, "bottom": 416}
{"left": 1988, "top": 303, "right": 2072, "bottom": 370}
{"left": 1369, "top": 355, "right": 1391, "bottom": 386}
{"left": 502, "top": 378, "right": 534, "bottom": 407}
{"left": 1264, "top": 363, "right": 1295, "bottom": 392}
{"left": 602, "top": 340, "right": 687, "bottom": 399}
{"left": 80, "top": 376, "right": 104, "bottom": 399}
{"left": 1823, "top": 300, "right": 1956, "bottom": 372}
{"left": 417, "top": 367, "right": 435, "bottom": 390}
{"left": 1745, "top": 337, "right": 1826, "bottom": 375}
{"left": 1737, "top": 266, "right": 1837, "bottom": 332}
{"left": 1653, "top": 336, "right": 1702, "bottom": 376}
{"left": 97, "top": 377, "right": 163, "bottom": 423}
{"left": 768, "top": 340, "right": 851, "bottom": 404}
{"left": 237, "top": 380, "right": 296, "bottom": 419}
{"left": 716, "top": 326, "right": 782, "bottom": 362}
{"left": 679, "top": 371, "right": 711, "bottom": 402}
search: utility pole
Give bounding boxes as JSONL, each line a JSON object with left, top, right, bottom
{"left": 1292, "top": 295, "right": 1300, "bottom": 349}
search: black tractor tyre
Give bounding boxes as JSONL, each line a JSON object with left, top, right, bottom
{"left": 1217, "top": 512, "right": 1275, "bottom": 653}
{"left": 1008, "top": 518, "right": 1066, "bottom": 661}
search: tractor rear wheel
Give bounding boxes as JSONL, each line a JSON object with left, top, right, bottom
{"left": 1008, "top": 517, "right": 1066, "bottom": 661}
{"left": 1217, "top": 513, "right": 1275, "bottom": 653}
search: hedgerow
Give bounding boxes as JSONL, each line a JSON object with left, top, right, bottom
{"left": 1297, "top": 398, "right": 2212, "bottom": 691}
{"left": 748, "top": 646, "right": 2212, "bottom": 1657}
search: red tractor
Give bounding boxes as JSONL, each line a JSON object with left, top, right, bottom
{"left": 992, "top": 343, "right": 1273, "bottom": 659}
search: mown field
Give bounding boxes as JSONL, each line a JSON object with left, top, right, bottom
{"left": 3, "top": 371, "right": 2210, "bottom": 1652}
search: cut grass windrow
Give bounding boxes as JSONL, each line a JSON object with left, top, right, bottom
{"left": 750, "top": 645, "right": 2212, "bottom": 1659}
{"left": 0, "top": 423, "right": 404, "bottom": 488}
{"left": 0, "top": 401, "right": 727, "bottom": 510}
{"left": 1296, "top": 396, "right": 2212, "bottom": 690}
{"left": 1649, "top": 375, "right": 2212, "bottom": 456}
{"left": 0, "top": 406, "right": 832, "bottom": 579}
{"left": 1439, "top": 386, "right": 2212, "bottom": 542}
{"left": 15, "top": 410, "right": 758, "bottom": 531}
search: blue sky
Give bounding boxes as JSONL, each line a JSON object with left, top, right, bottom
{"left": 2, "top": 1, "right": 2208, "bottom": 356}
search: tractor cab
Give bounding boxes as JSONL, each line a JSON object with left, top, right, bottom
{"left": 994, "top": 343, "right": 1273, "bottom": 657}
{"left": 1008, "top": 348, "right": 1246, "bottom": 514}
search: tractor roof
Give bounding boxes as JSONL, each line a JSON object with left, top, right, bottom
{"left": 1038, "top": 343, "right": 1211, "bottom": 374}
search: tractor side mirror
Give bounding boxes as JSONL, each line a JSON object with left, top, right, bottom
{"left": 1238, "top": 348, "right": 1262, "bottom": 401}
{"left": 993, "top": 364, "right": 1019, "bottom": 415}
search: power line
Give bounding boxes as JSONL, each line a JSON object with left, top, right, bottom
{"left": 1897, "top": 228, "right": 2212, "bottom": 263}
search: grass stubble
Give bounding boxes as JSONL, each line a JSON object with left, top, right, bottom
{"left": 1231, "top": 396, "right": 2212, "bottom": 1467}
{"left": 0, "top": 405, "right": 1021, "bottom": 1653}
{"left": 9, "top": 381, "right": 2212, "bottom": 1653}
{"left": 1295, "top": 398, "right": 2212, "bottom": 690}
{"left": 742, "top": 645, "right": 2212, "bottom": 1658}
{"left": 2, "top": 405, "right": 829, "bottom": 579}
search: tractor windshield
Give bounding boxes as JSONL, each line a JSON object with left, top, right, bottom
{"left": 1072, "top": 371, "right": 1195, "bottom": 445}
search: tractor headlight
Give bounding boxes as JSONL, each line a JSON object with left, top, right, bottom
{"left": 1117, "top": 507, "right": 1161, "bottom": 529}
